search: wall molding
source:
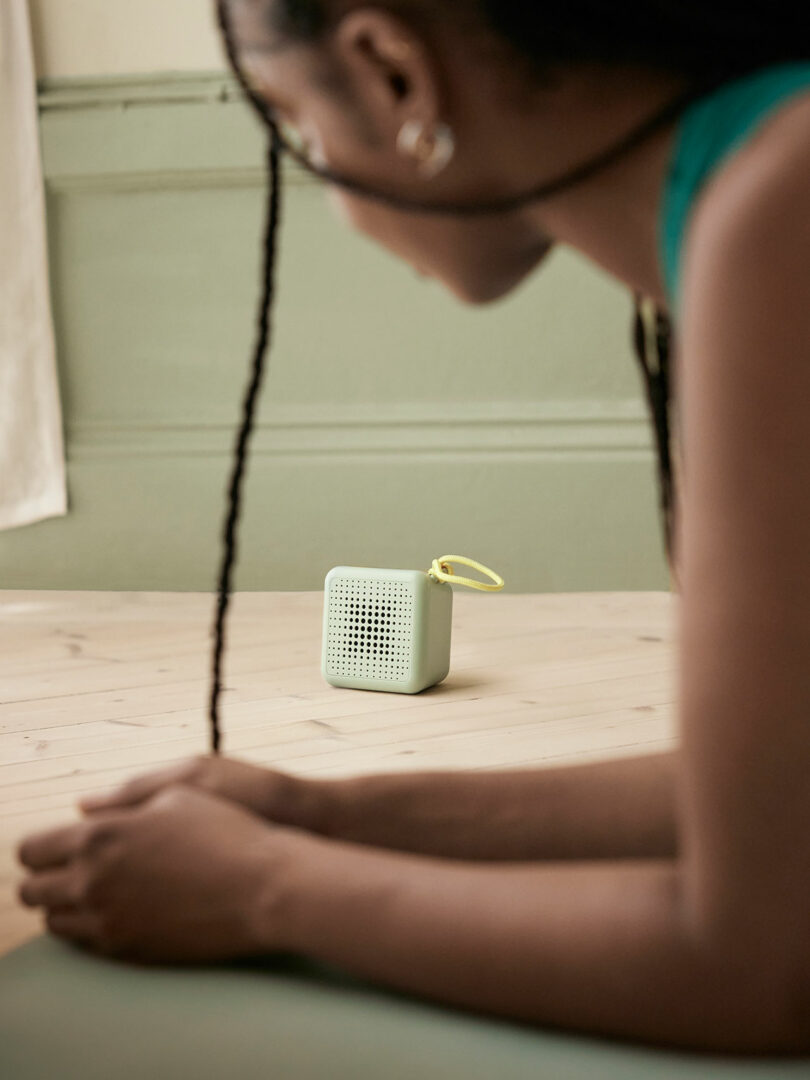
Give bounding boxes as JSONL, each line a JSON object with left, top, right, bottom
{"left": 37, "top": 72, "right": 240, "bottom": 111}
{"left": 38, "top": 71, "right": 309, "bottom": 192}
{"left": 68, "top": 401, "right": 654, "bottom": 461}
{"left": 42, "top": 166, "right": 266, "bottom": 195}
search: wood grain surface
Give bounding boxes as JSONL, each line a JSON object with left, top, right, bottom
{"left": 0, "top": 590, "right": 678, "bottom": 955}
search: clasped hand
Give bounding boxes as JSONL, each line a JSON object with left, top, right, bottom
{"left": 17, "top": 757, "right": 298, "bottom": 962}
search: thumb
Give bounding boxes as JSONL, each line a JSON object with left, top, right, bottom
{"left": 77, "top": 758, "right": 206, "bottom": 815}
{"left": 78, "top": 789, "right": 126, "bottom": 814}
{"left": 78, "top": 775, "right": 163, "bottom": 815}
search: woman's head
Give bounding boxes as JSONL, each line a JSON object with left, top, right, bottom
{"left": 225, "top": 0, "right": 570, "bottom": 302}
{"left": 221, "top": 0, "right": 806, "bottom": 302}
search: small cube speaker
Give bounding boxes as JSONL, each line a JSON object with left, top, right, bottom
{"left": 321, "top": 556, "right": 504, "bottom": 694}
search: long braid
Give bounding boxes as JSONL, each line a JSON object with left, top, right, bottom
{"left": 632, "top": 298, "right": 679, "bottom": 589}
{"left": 208, "top": 0, "right": 284, "bottom": 754}
{"left": 209, "top": 131, "right": 281, "bottom": 755}
{"left": 209, "top": 131, "right": 282, "bottom": 754}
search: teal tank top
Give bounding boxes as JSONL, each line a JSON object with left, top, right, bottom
{"left": 660, "top": 62, "right": 810, "bottom": 312}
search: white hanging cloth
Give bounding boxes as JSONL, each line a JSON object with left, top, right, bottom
{"left": 0, "top": 0, "right": 67, "bottom": 530}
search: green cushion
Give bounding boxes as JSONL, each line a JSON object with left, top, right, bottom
{"left": 1, "top": 936, "right": 809, "bottom": 1079}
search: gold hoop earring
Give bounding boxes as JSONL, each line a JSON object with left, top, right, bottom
{"left": 396, "top": 120, "right": 455, "bottom": 178}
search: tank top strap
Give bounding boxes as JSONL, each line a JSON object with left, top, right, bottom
{"left": 660, "top": 63, "right": 810, "bottom": 314}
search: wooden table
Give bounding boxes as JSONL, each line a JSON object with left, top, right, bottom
{"left": 0, "top": 590, "right": 678, "bottom": 957}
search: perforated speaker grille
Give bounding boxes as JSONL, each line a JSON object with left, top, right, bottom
{"left": 325, "top": 576, "right": 413, "bottom": 682}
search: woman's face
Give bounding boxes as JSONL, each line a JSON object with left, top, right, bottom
{"left": 228, "top": 0, "right": 554, "bottom": 304}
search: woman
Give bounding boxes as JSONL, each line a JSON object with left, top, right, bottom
{"left": 17, "top": 0, "right": 810, "bottom": 1055}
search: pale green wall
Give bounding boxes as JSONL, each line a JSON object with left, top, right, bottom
{"left": 0, "top": 74, "right": 670, "bottom": 592}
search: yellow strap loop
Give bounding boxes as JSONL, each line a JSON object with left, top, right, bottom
{"left": 426, "top": 555, "right": 505, "bottom": 592}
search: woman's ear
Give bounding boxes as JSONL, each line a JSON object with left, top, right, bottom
{"left": 330, "top": 8, "right": 442, "bottom": 140}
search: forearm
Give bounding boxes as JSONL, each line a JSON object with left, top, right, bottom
{"left": 268, "top": 836, "right": 792, "bottom": 1054}
{"left": 296, "top": 750, "right": 678, "bottom": 861}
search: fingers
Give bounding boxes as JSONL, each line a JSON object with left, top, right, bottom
{"left": 19, "top": 870, "right": 84, "bottom": 909}
{"left": 45, "top": 906, "right": 103, "bottom": 947}
{"left": 79, "top": 757, "right": 205, "bottom": 814}
{"left": 19, "top": 872, "right": 100, "bottom": 948}
{"left": 17, "top": 822, "right": 91, "bottom": 871}
{"left": 18, "top": 811, "right": 132, "bottom": 876}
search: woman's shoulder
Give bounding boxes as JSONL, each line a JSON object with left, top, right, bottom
{"left": 663, "top": 67, "right": 810, "bottom": 310}
{"left": 703, "top": 86, "right": 810, "bottom": 220}
{"left": 679, "top": 87, "right": 810, "bottom": 312}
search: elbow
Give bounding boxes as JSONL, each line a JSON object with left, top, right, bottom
{"left": 715, "top": 967, "right": 810, "bottom": 1056}
{"left": 677, "top": 873, "right": 810, "bottom": 1055}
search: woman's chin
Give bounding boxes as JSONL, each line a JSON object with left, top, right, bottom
{"left": 444, "top": 255, "right": 553, "bottom": 306}
{"left": 445, "top": 278, "right": 515, "bottom": 306}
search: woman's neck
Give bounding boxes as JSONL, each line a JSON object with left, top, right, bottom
{"left": 538, "top": 122, "right": 678, "bottom": 307}
{"left": 515, "top": 70, "right": 691, "bottom": 308}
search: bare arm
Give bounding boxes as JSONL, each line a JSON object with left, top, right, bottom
{"left": 309, "top": 750, "right": 678, "bottom": 860}
{"left": 266, "top": 835, "right": 783, "bottom": 1054}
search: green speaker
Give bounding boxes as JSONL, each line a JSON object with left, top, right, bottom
{"left": 321, "top": 556, "right": 504, "bottom": 694}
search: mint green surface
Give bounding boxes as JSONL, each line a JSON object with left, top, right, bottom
{"left": 661, "top": 63, "right": 810, "bottom": 310}
{"left": 322, "top": 567, "right": 452, "bottom": 693}
{"left": 0, "top": 74, "right": 670, "bottom": 591}
{"left": 2, "top": 936, "right": 809, "bottom": 1080}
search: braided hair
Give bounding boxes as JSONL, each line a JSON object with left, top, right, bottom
{"left": 208, "top": 3, "right": 283, "bottom": 754}
{"left": 632, "top": 300, "right": 678, "bottom": 583}
{"left": 208, "top": 0, "right": 803, "bottom": 752}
